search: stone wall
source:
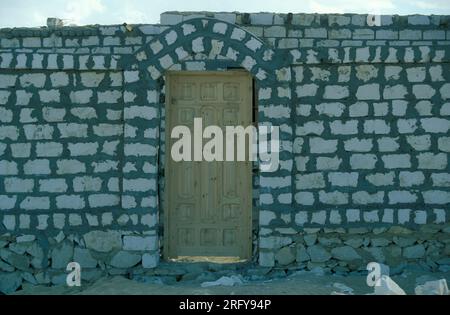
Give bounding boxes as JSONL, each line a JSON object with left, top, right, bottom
{"left": 0, "top": 12, "right": 449, "bottom": 293}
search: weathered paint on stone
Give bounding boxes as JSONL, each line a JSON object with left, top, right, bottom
{"left": 0, "top": 11, "right": 450, "bottom": 292}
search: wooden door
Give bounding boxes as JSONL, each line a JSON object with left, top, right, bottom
{"left": 164, "top": 71, "right": 252, "bottom": 260}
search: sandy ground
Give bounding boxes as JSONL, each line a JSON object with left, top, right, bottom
{"left": 12, "top": 269, "right": 450, "bottom": 295}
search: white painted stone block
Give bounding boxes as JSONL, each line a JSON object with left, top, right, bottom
{"left": 123, "top": 236, "right": 157, "bottom": 251}
{"left": 350, "top": 154, "right": 377, "bottom": 169}
{"left": 356, "top": 65, "right": 379, "bottom": 82}
{"left": 399, "top": 171, "right": 425, "bottom": 187}
{"left": 388, "top": 191, "right": 417, "bottom": 204}
{"left": 3, "top": 215, "right": 15, "bottom": 230}
{"left": 353, "top": 191, "right": 384, "bottom": 204}
{"left": 36, "top": 215, "right": 49, "bottom": 230}
{"left": 294, "top": 192, "right": 315, "bottom": 205}
{"left": 423, "top": 191, "right": 450, "bottom": 204}
{"left": 212, "top": 22, "right": 227, "bottom": 35}
{"left": 278, "top": 193, "right": 292, "bottom": 204}
{"left": 431, "top": 173, "right": 450, "bottom": 187}
{"left": 58, "top": 123, "right": 88, "bottom": 138}
{"left": 330, "top": 120, "right": 358, "bottom": 135}
{"left": 349, "top": 102, "right": 369, "bottom": 117}
{"left": 356, "top": 83, "right": 380, "bottom": 100}
{"left": 296, "top": 84, "right": 318, "bottom": 98}
{"left": 316, "top": 102, "right": 345, "bottom": 117}
{"left": 346, "top": 209, "right": 360, "bottom": 222}
{"left": 70, "top": 90, "right": 93, "bottom": 104}
{"left": 39, "top": 90, "right": 60, "bottom": 103}
{"left": 20, "top": 196, "right": 50, "bottom": 210}
{"left": 39, "top": 179, "right": 68, "bottom": 193}
{"left": 71, "top": 107, "right": 97, "bottom": 120}
{"left": 260, "top": 210, "right": 276, "bottom": 225}
{"left": 0, "top": 126, "right": 19, "bottom": 141}
{"left": 42, "top": 107, "right": 65, "bottom": 122}
{"left": 0, "top": 161, "right": 18, "bottom": 175}
{"left": 417, "top": 153, "right": 447, "bottom": 169}
{"left": 56, "top": 195, "right": 85, "bottom": 209}
{"left": 0, "top": 195, "right": 17, "bottom": 210}
{"left": 56, "top": 159, "right": 86, "bottom": 174}
{"left": 0, "top": 90, "right": 11, "bottom": 105}
{"left": 295, "top": 211, "right": 308, "bottom": 225}
{"left": 311, "top": 210, "right": 327, "bottom": 224}
{"left": 19, "top": 73, "right": 46, "bottom": 88}
{"left": 142, "top": 253, "right": 158, "bottom": 268}
{"left": 0, "top": 108, "right": 13, "bottom": 123}
{"left": 319, "top": 191, "right": 348, "bottom": 205}
{"left": 412, "top": 84, "right": 435, "bottom": 99}
{"left": 15, "top": 90, "right": 32, "bottom": 106}
{"left": 383, "top": 84, "right": 408, "bottom": 99}
{"left": 324, "top": 85, "right": 349, "bottom": 99}
{"left": 88, "top": 194, "right": 120, "bottom": 207}
{"left": 192, "top": 37, "right": 204, "bottom": 53}
{"left": 73, "top": 176, "right": 102, "bottom": 192}
{"left": 421, "top": 118, "right": 450, "bottom": 133}
{"left": 344, "top": 138, "right": 373, "bottom": 152}
{"left": 23, "top": 159, "right": 51, "bottom": 175}
{"left": 366, "top": 172, "right": 395, "bottom": 186}
{"left": 382, "top": 209, "right": 394, "bottom": 223}
{"left": 98, "top": 90, "right": 122, "bottom": 104}
{"left": 328, "top": 172, "right": 358, "bottom": 187}
{"left": 413, "top": 210, "right": 427, "bottom": 224}
{"left": 275, "top": 67, "right": 290, "bottom": 81}
{"left": 20, "top": 108, "right": 37, "bottom": 123}
{"left": 36, "top": 142, "right": 63, "bottom": 157}
{"left": 24, "top": 124, "right": 54, "bottom": 140}
{"left": 123, "top": 178, "right": 156, "bottom": 192}
{"left": 364, "top": 120, "right": 390, "bottom": 134}
{"left": 93, "top": 124, "right": 123, "bottom": 137}
{"left": 69, "top": 214, "right": 82, "bottom": 226}
{"left": 392, "top": 100, "right": 408, "bottom": 116}
{"left": 377, "top": 137, "right": 399, "bottom": 152}
{"left": 125, "top": 106, "right": 157, "bottom": 120}
{"left": 374, "top": 102, "right": 389, "bottom": 116}
{"left": 309, "top": 138, "right": 337, "bottom": 153}
{"left": 406, "top": 135, "right": 431, "bottom": 151}
{"left": 363, "top": 210, "right": 379, "bottom": 223}
{"left": 316, "top": 157, "right": 342, "bottom": 170}
{"left": 296, "top": 121, "right": 324, "bottom": 135}
{"left": 433, "top": 209, "right": 445, "bottom": 223}
{"left": 382, "top": 154, "right": 411, "bottom": 169}
{"left": 124, "top": 144, "right": 156, "bottom": 157}
{"left": 406, "top": 67, "right": 426, "bottom": 82}
{"left": 4, "top": 178, "right": 34, "bottom": 193}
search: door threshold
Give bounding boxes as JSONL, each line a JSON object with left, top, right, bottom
{"left": 169, "top": 256, "right": 247, "bottom": 264}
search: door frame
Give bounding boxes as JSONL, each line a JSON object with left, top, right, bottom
{"left": 163, "top": 70, "right": 253, "bottom": 261}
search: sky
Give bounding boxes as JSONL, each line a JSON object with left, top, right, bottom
{"left": 0, "top": 0, "right": 450, "bottom": 28}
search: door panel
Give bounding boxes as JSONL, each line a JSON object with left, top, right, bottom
{"left": 165, "top": 71, "right": 252, "bottom": 260}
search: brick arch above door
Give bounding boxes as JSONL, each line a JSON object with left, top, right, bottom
{"left": 133, "top": 17, "right": 286, "bottom": 85}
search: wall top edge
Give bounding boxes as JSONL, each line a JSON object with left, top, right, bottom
{"left": 0, "top": 12, "right": 449, "bottom": 38}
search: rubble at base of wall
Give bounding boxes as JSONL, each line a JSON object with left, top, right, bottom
{"left": 265, "top": 224, "right": 450, "bottom": 273}
{"left": 0, "top": 230, "right": 159, "bottom": 294}
{"left": 1, "top": 224, "right": 449, "bottom": 294}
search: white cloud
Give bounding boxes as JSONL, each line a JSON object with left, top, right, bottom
{"left": 412, "top": 0, "right": 449, "bottom": 10}
{"left": 1, "top": 0, "right": 450, "bottom": 27}
{"left": 63, "top": 0, "right": 106, "bottom": 25}
{"left": 307, "top": 0, "right": 395, "bottom": 14}
{"left": 32, "top": 11, "right": 48, "bottom": 26}
{"left": 118, "top": 5, "right": 148, "bottom": 24}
